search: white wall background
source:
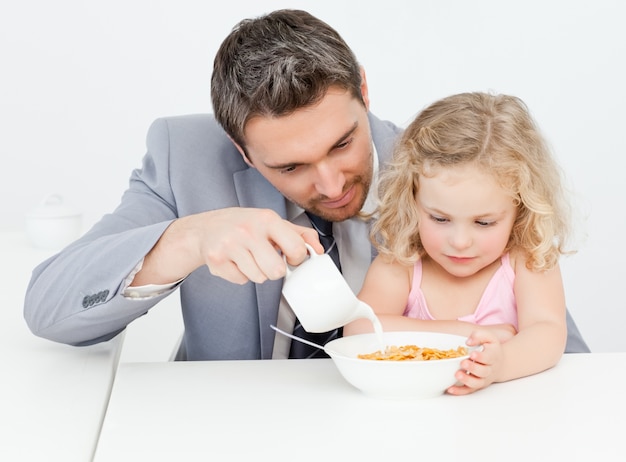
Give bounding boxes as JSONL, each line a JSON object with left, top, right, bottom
{"left": 2, "top": 0, "right": 624, "bottom": 355}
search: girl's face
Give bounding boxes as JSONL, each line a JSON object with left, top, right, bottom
{"left": 416, "top": 163, "right": 517, "bottom": 278}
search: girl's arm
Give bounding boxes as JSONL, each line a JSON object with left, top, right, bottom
{"left": 448, "top": 258, "right": 567, "bottom": 395}
{"left": 500, "top": 258, "right": 567, "bottom": 379}
{"left": 343, "top": 255, "right": 411, "bottom": 335}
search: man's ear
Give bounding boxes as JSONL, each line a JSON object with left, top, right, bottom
{"left": 359, "top": 66, "right": 370, "bottom": 110}
{"left": 229, "top": 136, "right": 255, "bottom": 168}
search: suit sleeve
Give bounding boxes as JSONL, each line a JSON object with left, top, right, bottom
{"left": 23, "top": 118, "right": 181, "bottom": 346}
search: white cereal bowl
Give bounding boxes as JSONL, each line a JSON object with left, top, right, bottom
{"left": 324, "top": 331, "right": 469, "bottom": 400}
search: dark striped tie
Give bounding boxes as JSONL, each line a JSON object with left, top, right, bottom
{"left": 289, "top": 212, "right": 342, "bottom": 359}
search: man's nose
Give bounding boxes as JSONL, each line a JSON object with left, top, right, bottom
{"left": 314, "top": 162, "right": 345, "bottom": 199}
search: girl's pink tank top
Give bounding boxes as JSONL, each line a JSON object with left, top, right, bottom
{"left": 404, "top": 254, "right": 518, "bottom": 329}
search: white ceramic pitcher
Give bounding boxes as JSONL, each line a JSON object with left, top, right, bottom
{"left": 281, "top": 243, "right": 378, "bottom": 333}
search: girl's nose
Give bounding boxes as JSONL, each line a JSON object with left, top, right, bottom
{"left": 449, "top": 226, "right": 472, "bottom": 250}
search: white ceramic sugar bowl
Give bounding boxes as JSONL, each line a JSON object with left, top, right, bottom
{"left": 25, "top": 194, "right": 83, "bottom": 250}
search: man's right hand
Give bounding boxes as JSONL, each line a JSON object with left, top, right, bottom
{"left": 131, "top": 208, "right": 323, "bottom": 286}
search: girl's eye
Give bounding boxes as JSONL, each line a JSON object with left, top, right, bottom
{"left": 430, "top": 215, "right": 448, "bottom": 224}
{"left": 476, "top": 220, "right": 494, "bottom": 227}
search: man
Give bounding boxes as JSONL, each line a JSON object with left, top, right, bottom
{"left": 24, "top": 9, "right": 589, "bottom": 360}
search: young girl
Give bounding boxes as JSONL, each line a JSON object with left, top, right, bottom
{"left": 345, "top": 92, "right": 574, "bottom": 395}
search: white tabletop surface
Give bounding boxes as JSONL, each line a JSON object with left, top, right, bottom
{"left": 0, "top": 231, "right": 124, "bottom": 462}
{"left": 95, "top": 352, "right": 624, "bottom": 462}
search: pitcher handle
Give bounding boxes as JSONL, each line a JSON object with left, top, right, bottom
{"left": 283, "top": 243, "right": 320, "bottom": 277}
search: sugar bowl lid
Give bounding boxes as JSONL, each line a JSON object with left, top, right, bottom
{"left": 27, "top": 194, "right": 81, "bottom": 219}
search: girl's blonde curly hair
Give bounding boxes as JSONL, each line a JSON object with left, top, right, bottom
{"left": 372, "top": 92, "right": 573, "bottom": 271}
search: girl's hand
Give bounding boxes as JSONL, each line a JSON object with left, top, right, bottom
{"left": 446, "top": 329, "right": 504, "bottom": 396}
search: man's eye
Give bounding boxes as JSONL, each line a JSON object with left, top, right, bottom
{"left": 280, "top": 165, "right": 298, "bottom": 174}
{"left": 336, "top": 137, "right": 353, "bottom": 150}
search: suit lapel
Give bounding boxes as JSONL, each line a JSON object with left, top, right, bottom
{"left": 234, "top": 168, "right": 285, "bottom": 359}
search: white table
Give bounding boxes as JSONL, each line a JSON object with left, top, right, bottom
{"left": 0, "top": 232, "right": 124, "bottom": 462}
{"left": 94, "top": 352, "right": 625, "bottom": 461}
